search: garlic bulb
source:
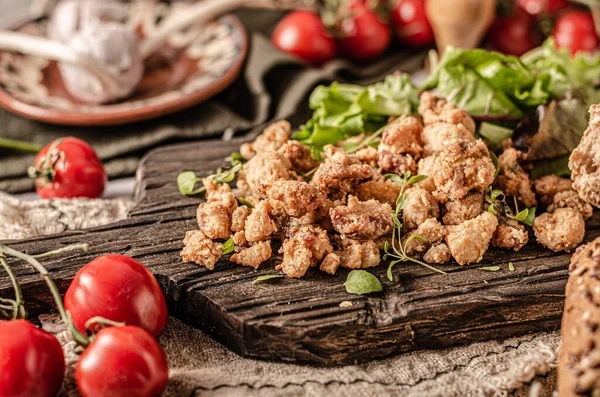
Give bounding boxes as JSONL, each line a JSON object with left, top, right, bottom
{"left": 58, "top": 22, "right": 143, "bottom": 104}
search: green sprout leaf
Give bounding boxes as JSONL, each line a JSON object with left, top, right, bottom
{"left": 479, "top": 266, "right": 501, "bottom": 272}
{"left": 407, "top": 174, "right": 428, "bottom": 185}
{"left": 384, "top": 173, "right": 404, "bottom": 184}
{"left": 237, "top": 197, "right": 254, "bottom": 208}
{"left": 253, "top": 274, "right": 285, "bottom": 284}
{"left": 490, "top": 152, "right": 500, "bottom": 178}
{"left": 177, "top": 171, "right": 204, "bottom": 196}
{"left": 508, "top": 262, "right": 515, "bottom": 271}
{"left": 226, "top": 152, "right": 244, "bottom": 165}
{"left": 344, "top": 270, "right": 383, "bottom": 295}
{"left": 222, "top": 238, "right": 235, "bottom": 256}
{"left": 522, "top": 207, "right": 536, "bottom": 226}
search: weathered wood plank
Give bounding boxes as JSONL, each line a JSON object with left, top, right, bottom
{"left": 0, "top": 139, "right": 592, "bottom": 366}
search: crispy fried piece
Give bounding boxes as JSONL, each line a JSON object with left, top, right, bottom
{"left": 491, "top": 219, "right": 528, "bottom": 251}
{"left": 418, "top": 91, "right": 476, "bottom": 133}
{"left": 338, "top": 237, "right": 380, "bottom": 269}
{"left": 330, "top": 195, "right": 393, "bottom": 240}
{"left": 377, "top": 116, "right": 424, "bottom": 174}
{"left": 548, "top": 190, "right": 594, "bottom": 219}
{"left": 180, "top": 230, "right": 223, "bottom": 270}
{"left": 354, "top": 179, "right": 402, "bottom": 207}
{"left": 352, "top": 147, "right": 379, "bottom": 166}
{"left": 230, "top": 241, "right": 272, "bottom": 269}
{"left": 280, "top": 225, "right": 332, "bottom": 278}
{"left": 442, "top": 191, "right": 483, "bottom": 226}
{"left": 240, "top": 120, "right": 291, "bottom": 160}
{"left": 203, "top": 178, "right": 238, "bottom": 214}
{"left": 402, "top": 187, "right": 440, "bottom": 231}
{"left": 231, "top": 206, "right": 251, "bottom": 232}
{"left": 232, "top": 230, "right": 247, "bottom": 247}
{"left": 245, "top": 201, "right": 277, "bottom": 243}
{"left": 433, "top": 140, "right": 496, "bottom": 203}
{"left": 421, "top": 123, "right": 475, "bottom": 157}
{"left": 404, "top": 218, "right": 446, "bottom": 256}
{"left": 569, "top": 104, "right": 600, "bottom": 207}
{"left": 533, "top": 208, "right": 585, "bottom": 252}
{"left": 310, "top": 145, "right": 372, "bottom": 197}
{"left": 243, "top": 151, "right": 292, "bottom": 197}
{"left": 416, "top": 156, "right": 437, "bottom": 191}
{"left": 423, "top": 243, "right": 451, "bottom": 264}
{"left": 320, "top": 252, "right": 341, "bottom": 275}
{"left": 534, "top": 175, "right": 573, "bottom": 207}
{"left": 278, "top": 140, "right": 320, "bottom": 172}
{"left": 495, "top": 148, "right": 536, "bottom": 208}
{"left": 196, "top": 202, "right": 231, "bottom": 240}
{"left": 264, "top": 180, "right": 327, "bottom": 217}
{"left": 446, "top": 212, "right": 498, "bottom": 265}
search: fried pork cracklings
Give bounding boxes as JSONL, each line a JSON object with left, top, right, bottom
{"left": 180, "top": 93, "right": 595, "bottom": 276}
{"left": 570, "top": 105, "right": 600, "bottom": 208}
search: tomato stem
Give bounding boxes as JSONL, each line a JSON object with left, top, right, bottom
{"left": 0, "top": 137, "right": 43, "bottom": 153}
{"left": 84, "top": 316, "right": 126, "bottom": 335}
{"left": 0, "top": 255, "right": 27, "bottom": 320}
{"left": 0, "top": 244, "right": 91, "bottom": 347}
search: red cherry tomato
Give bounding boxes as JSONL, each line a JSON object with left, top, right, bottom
{"left": 337, "top": 0, "right": 392, "bottom": 61}
{"left": 0, "top": 320, "right": 65, "bottom": 397}
{"left": 488, "top": 9, "right": 538, "bottom": 55}
{"left": 32, "top": 137, "right": 106, "bottom": 199}
{"left": 64, "top": 254, "right": 168, "bottom": 337}
{"left": 553, "top": 10, "right": 599, "bottom": 55}
{"left": 76, "top": 326, "right": 168, "bottom": 397}
{"left": 272, "top": 10, "right": 336, "bottom": 65}
{"left": 518, "top": 0, "right": 569, "bottom": 16}
{"left": 390, "top": 0, "right": 434, "bottom": 46}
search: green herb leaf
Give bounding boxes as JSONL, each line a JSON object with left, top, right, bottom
{"left": 344, "top": 270, "right": 383, "bottom": 295}
{"left": 487, "top": 205, "right": 497, "bottom": 215}
{"left": 490, "top": 152, "right": 500, "bottom": 178}
{"left": 479, "top": 266, "right": 501, "bottom": 272}
{"left": 226, "top": 152, "right": 244, "bottom": 165}
{"left": 490, "top": 189, "right": 504, "bottom": 200}
{"left": 407, "top": 174, "right": 428, "bottom": 185}
{"left": 522, "top": 207, "right": 536, "bottom": 226}
{"left": 384, "top": 173, "right": 404, "bottom": 184}
{"left": 177, "top": 171, "right": 204, "bottom": 196}
{"left": 508, "top": 262, "right": 515, "bottom": 271}
{"left": 237, "top": 197, "right": 254, "bottom": 208}
{"left": 253, "top": 274, "right": 284, "bottom": 284}
{"left": 222, "top": 238, "right": 235, "bottom": 255}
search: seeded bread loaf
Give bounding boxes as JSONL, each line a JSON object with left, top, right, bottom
{"left": 558, "top": 237, "right": 600, "bottom": 396}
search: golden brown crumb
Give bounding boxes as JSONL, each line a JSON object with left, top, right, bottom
{"left": 230, "top": 241, "right": 272, "bottom": 269}
{"left": 196, "top": 202, "right": 231, "bottom": 240}
{"left": 354, "top": 179, "right": 402, "bottom": 207}
{"left": 203, "top": 178, "right": 238, "bottom": 214}
{"left": 264, "top": 180, "right": 327, "bottom": 217}
{"left": 418, "top": 91, "right": 476, "bottom": 134}
{"left": 231, "top": 206, "right": 251, "bottom": 232}
{"left": 404, "top": 218, "right": 446, "bottom": 256}
{"left": 432, "top": 140, "right": 495, "bottom": 203}
{"left": 423, "top": 243, "right": 451, "bottom": 264}
{"left": 232, "top": 230, "right": 247, "bottom": 247}
{"left": 446, "top": 212, "right": 498, "bottom": 265}
{"left": 533, "top": 208, "right": 585, "bottom": 252}
{"left": 311, "top": 145, "right": 372, "bottom": 198}
{"left": 495, "top": 148, "right": 536, "bottom": 208}
{"left": 547, "top": 190, "right": 593, "bottom": 219}
{"left": 339, "top": 301, "right": 353, "bottom": 308}
{"left": 180, "top": 230, "right": 223, "bottom": 270}
{"left": 352, "top": 147, "right": 379, "bottom": 166}
{"left": 569, "top": 104, "right": 600, "bottom": 207}
{"left": 421, "top": 123, "right": 475, "bottom": 157}
{"left": 280, "top": 225, "right": 332, "bottom": 278}
{"left": 330, "top": 195, "right": 393, "bottom": 240}
{"left": 402, "top": 186, "right": 440, "bottom": 231}
{"left": 278, "top": 140, "right": 320, "bottom": 172}
{"left": 244, "top": 201, "right": 277, "bottom": 243}
{"left": 491, "top": 219, "right": 528, "bottom": 251}
{"left": 442, "top": 191, "right": 483, "bottom": 226}
{"left": 241, "top": 120, "right": 290, "bottom": 160}
{"left": 416, "top": 156, "right": 437, "bottom": 191}
{"left": 533, "top": 175, "right": 573, "bottom": 207}
{"left": 337, "top": 237, "right": 380, "bottom": 269}
{"left": 377, "top": 116, "right": 423, "bottom": 174}
{"left": 320, "top": 252, "right": 341, "bottom": 275}
{"left": 243, "top": 152, "right": 292, "bottom": 197}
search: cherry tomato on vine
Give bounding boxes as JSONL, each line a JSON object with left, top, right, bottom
{"left": 553, "top": 10, "right": 599, "bottom": 55}
{"left": 76, "top": 325, "right": 168, "bottom": 397}
{"left": 272, "top": 10, "right": 336, "bottom": 65}
{"left": 30, "top": 137, "right": 106, "bottom": 199}
{"left": 517, "top": 0, "right": 569, "bottom": 16}
{"left": 337, "top": 0, "right": 392, "bottom": 61}
{"left": 64, "top": 254, "right": 168, "bottom": 337}
{"left": 0, "top": 320, "right": 65, "bottom": 397}
{"left": 390, "top": 0, "right": 434, "bottom": 46}
{"left": 488, "top": 9, "right": 538, "bottom": 56}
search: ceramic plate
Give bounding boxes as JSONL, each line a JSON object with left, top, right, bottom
{"left": 0, "top": 4, "right": 247, "bottom": 126}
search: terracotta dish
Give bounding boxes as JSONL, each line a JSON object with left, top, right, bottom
{"left": 0, "top": 8, "right": 247, "bottom": 126}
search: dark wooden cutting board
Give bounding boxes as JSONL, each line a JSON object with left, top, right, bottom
{"left": 1, "top": 137, "right": 597, "bottom": 366}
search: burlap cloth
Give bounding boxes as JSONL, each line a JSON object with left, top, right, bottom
{"left": 0, "top": 192, "right": 561, "bottom": 396}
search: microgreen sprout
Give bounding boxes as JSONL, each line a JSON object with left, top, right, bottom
{"left": 177, "top": 152, "right": 244, "bottom": 196}
{"left": 485, "top": 187, "right": 536, "bottom": 226}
